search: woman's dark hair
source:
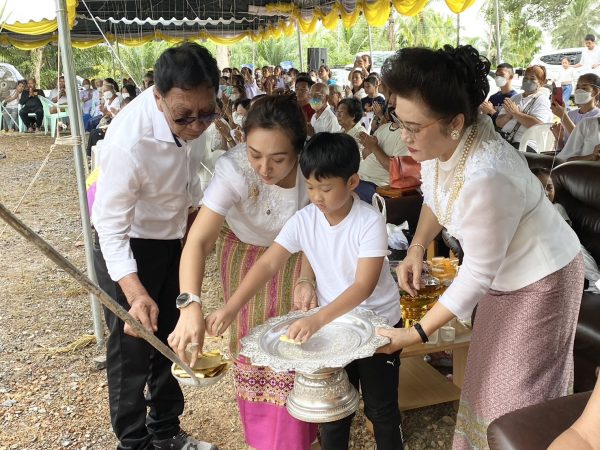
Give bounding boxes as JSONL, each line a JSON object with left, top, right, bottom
{"left": 300, "top": 132, "right": 360, "bottom": 182}
{"left": 381, "top": 45, "right": 490, "bottom": 127}
{"left": 104, "top": 77, "right": 119, "bottom": 92}
{"left": 339, "top": 98, "right": 363, "bottom": 123}
{"left": 243, "top": 94, "right": 307, "bottom": 154}
{"left": 530, "top": 167, "right": 551, "bottom": 178}
{"left": 231, "top": 74, "right": 245, "bottom": 87}
{"left": 154, "top": 42, "right": 219, "bottom": 95}
{"left": 578, "top": 72, "right": 600, "bottom": 88}
{"left": 232, "top": 84, "right": 247, "bottom": 99}
{"left": 233, "top": 98, "right": 251, "bottom": 111}
{"left": 122, "top": 84, "right": 137, "bottom": 99}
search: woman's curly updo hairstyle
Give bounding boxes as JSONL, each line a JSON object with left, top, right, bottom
{"left": 381, "top": 45, "right": 491, "bottom": 128}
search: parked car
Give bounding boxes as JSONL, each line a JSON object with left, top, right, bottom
{"left": 529, "top": 48, "right": 588, "bottom": 83}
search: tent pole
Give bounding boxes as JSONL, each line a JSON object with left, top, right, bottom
{"left": 296, "top": 21, "right": 303, "bottom": 71}
{"left": 494, "top": 0, "right": 502, "bottom": 63}
{"left": 368, "top": 25, "right": 373, "bottom": 65}
{"left": 456, "top": 14, "right": 460, "bottom": 47}
{"left": 54, "top": 0, "right": 105, "bottom": 348}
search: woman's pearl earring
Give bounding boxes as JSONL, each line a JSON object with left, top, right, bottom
{"left": 450, "top": 129, "right": 461, "bottom": 140}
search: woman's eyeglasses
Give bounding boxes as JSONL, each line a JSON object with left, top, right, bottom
{"left": 395, "top": 117, "right": 445, "bottom": 138}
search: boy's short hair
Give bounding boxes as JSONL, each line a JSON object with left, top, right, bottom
{"left": 300, "top": 132, "right": 360, "bottom": 182}
{"left": 497, "top": 63, "right": 514, "bottom": 75}
{"left": 531, "top": 167, "right": 551, "bottom": 178}
{"left": 585, "top": 34, "right": 596, "bottom": 42}
{"left": 364, "top": 75, "right": 379, "bottom": 86}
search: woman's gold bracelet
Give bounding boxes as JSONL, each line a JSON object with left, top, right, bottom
{"left": 408, "top": 243, "right": 426, "bottom": 255}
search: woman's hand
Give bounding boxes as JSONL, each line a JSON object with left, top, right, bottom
{"left": 292, "top": 281, "right": 317, "bottom": 312}
{"left": 167, "top": 303, "right": 205, "bottom": 367}
{"left": 502, "top": 98, "right": 520, "bottom": 116}
{"left": 373, "top": 102, "right": 384, "bottom": 118}
{"left": 205, "top": 306, "right": 236, "bottom": 337}
{"left": 359, "top": 132, "right": 378, "bottom": 158}
{"left": 550, "top": 123, "right": 563, "bottom": 142}
{"left": 286, "top": 315, "right": 323, "bottom": 343}
{"left": 376, "top": 327, "right": 420, "bottom": 353}
{"left": 551, "top": 100, "right": 567, "bottom": 119}
{"left": 396, "top": 248, "right": 424, "bottom": 297}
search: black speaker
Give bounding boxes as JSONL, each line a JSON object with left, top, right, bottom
{"left": 307, "top": 48, "right": 327, "bottom": 71}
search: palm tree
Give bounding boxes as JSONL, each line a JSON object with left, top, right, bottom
{"left": 552, "top": 0, "right": 600, "bottom": 48}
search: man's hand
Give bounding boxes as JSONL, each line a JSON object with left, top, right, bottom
{"left": 480, "top": 100, "right": 496, "bottom": 115}
{"left": 124, "top": 294, "right": 159, "bottom": 337}
{"left": 286, "top": 315, "right": 323, "bottom": 343}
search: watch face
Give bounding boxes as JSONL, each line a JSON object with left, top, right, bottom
{"left": 176, "top": 293, "right": 189, "bottom": 308}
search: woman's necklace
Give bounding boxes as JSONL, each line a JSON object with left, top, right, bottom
{"left": 433, "top": 124, "right": 478, "bottom": 227}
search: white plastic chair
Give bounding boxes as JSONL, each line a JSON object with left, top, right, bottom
{"left": 518, "top": 123, "right": 555, "bottom": 153}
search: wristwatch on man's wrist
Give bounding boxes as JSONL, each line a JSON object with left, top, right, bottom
{"left": 175, "top": 292, "right": 202, "bottom": 309}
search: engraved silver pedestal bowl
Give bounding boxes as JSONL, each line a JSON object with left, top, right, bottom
{"left": 240, "top": 307, "right": 391, "bottom": 423}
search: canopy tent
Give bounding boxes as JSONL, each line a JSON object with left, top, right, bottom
{"left": 0, "top": 0, "right": 477, "bottom": 50}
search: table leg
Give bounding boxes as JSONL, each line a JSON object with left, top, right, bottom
{"left": 452, "top": 346, "right": 468, "bottom": 389}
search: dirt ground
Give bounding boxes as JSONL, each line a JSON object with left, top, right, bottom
{"left": 0, "top": 134, "right": 456, "bottom": 450}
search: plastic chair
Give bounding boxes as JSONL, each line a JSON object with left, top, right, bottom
{"left": 518, "top": 123, "right": 555, "bottom": 153}
{"left": 17, "top": 105, "right": 37, "bottom": 132}
{"left": 39, "top": 96, "right": 69, "bottom": 137}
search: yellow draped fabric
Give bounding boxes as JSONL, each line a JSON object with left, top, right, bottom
{"left": 0, "top": 0, "right": 476, "bottom": 48}
{"left": 1, "top": 0, "right": 77, "bottom": 35}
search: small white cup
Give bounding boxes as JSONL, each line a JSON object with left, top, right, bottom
{"left": 440, "top": 326, "right": 455, "bottom": 342}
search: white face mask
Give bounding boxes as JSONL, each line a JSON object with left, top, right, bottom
{"left": 574, "top": 89, "right": 593, "bottom": 105}
{"left": 83, "top": 84, "right": 90, "bottom": 89}
{"left": 121, "top": 93, "right": 130, "bottom": 99}
{"left": 232, "top": 111, "right": 245, "bottom": 127}
{"left": 229, "top": 94, "right": 240, "bottom": 101}
{"left": 310, "top": 76, "right": 317, "bottom": 83}
{"left": 494, "top": 76, "right": 508, "bottom": 88}
{"left": 103, "top": 91, "right": 113, "bottom": 101}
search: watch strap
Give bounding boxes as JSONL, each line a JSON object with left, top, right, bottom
{"left": 414, "top": 323, "right": 429, "bottom": 343}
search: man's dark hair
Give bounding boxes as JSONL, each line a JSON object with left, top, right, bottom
{"left": 295, "top": 75, "right": 315, "bottom": 89}
{"left": 530, "top": 167, "right": 551, "bottom": 178}
{"left": 154, "top": 42, "right": 219, "bottom": 95}
{"left": 497, "top": 63, "right": 514, "bottom": 75}
{"left": 339, "top": 98, "right": 363, "bottom": 123}
{"left": 233, "top": 98, "right": 251, "bottom": 111}
{"left": 585, "top": 34, "right": 596, "bottom": 42}
{"left": 243, "top": 94, "right": 307, "bottom": 154}
{"left": 300, "top": 132, "right": 360, "bottom": 182}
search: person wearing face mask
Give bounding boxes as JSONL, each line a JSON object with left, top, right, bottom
{"left": 479, "top": 63, "right": 517, "bottom": 126}
{"left": 121, "top": 85, "right": 137, "bottom": 102}
{"left": 100, "top": 84, "right": 121, "bottom": 119}
{"left": 496, "top": 65, "right": 553, "bottom": 152}
{"left": 307, "top": 82, "right": 341, "bottom": 136}
{"left": 551, "top": 73, "right": 600, "bottom": 149}
{"left": 79, "top": 78, "right": 94, "bottom": 129}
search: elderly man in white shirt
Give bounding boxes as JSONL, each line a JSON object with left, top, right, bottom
{"left": 92, "top": 43, "right": 218, "bottom": 450}
{"left": 307, "top": 82, "right": 341, "bottom": 136}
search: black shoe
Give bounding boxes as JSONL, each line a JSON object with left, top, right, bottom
{"left": 153, "top": 430, "right": 217, "bottom": 450}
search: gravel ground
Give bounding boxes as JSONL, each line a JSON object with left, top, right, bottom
{"left": 0, "top": 134, "right": 456, "bottom": 450}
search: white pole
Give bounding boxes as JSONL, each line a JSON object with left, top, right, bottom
{"left": 495, "top": 0, "right": 502, "bottom": 63}
{"left": 296, "top": 21, "right": 304, "bottom": 71}
{"left": 368, "top": 25, "right": 373, "bottom": 66}
{"left": 456, "top": 14, "right": 460, "bottom": 47}
{"left": 55, "top": 0, "right": 105, "bottom": 347}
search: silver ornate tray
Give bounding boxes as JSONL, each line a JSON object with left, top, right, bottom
{"left": 240, "top": 307, "right": 391, "bottom": 374}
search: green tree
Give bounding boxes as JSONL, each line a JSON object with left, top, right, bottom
{"left": 551, "top": 0, "right": 600, "bottom": 48}
{"left": 114, "top": 42, "right": 170, "bottom": 85}
{"left": 397, "top": 10, "right": 457, "bottom": 48}
{"left": 502, "top": 13, "right": 542, "bottom": 68}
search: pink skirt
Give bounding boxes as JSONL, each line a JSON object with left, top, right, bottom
{"left": 453, "top": 254, "right": 584, "bottom": 449}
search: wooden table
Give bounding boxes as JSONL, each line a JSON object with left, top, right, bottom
{"left": 398, "top": 321, "right": 472, "bottom": 411}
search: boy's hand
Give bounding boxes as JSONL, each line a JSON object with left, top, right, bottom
{"left": 286, "top": 315, "right": 323, "bottom": 343}
{"left": 376, "top": 327, "right": 420, "bottom": 353}
{"left": 292, "top": 282, "right": 317, "bottom": 312}
{"left": 205, "top": 307, "right": 236, "bottom": 337}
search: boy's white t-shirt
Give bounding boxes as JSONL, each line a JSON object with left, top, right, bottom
{"left": 275, "top": 196, "right": 401, "bottom": 325}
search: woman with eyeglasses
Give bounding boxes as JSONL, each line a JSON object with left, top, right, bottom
{"left": 496, "top": 65, "right": 553, "bottom": 152}
{"left": 169, "top": 95, "right": 317, "bottom": 450}
{"left": 377, "top": 46, "right": 583, "bottom": 450}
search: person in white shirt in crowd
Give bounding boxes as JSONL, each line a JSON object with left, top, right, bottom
{"left": 49, "top": 75, "right": 68, "bottom": 114}
{"left": 92, "top": 42, "right": 219, "bottom": 450}
{"left": 327, "top": 83, "right": 344, "bottom": 113}
{"left": 574, "top": 34, "right": 600, "bottom": 72}
{"left": 79, "top": 78, "right": 94, "bottom": 129}
{"left": 496, "top": 65, "right": 553, "bottom": 152}
{"left": 307, "top": 82, "right": 341, "bottom": 136}
{"left": 336, "top": 97, "right": 365, "bottom": 155}
{"left": 100, "top": 83, "right": 121, "bottom": 120}
{"left": 378, "top": 45, "right": 583, "bottom": 450}
{"left": 345, "top": 69, "right": 367, "bottom": 100}
{"left": 274, "top": 65, "right": 286, "bottom": 90}
{"left": 287, "top": 68, "right": 299, "bottom": 92}
{"left": 1, "top": 79, "right": 25, "bottom": 132}
{"left": 551, "top": 72, "right": 600, "bottom": 149}
{"left": 168, "top": 95, "right": 317, "bottom": 450}
{"left": 558, "top": 116, "right": 600, "bottom": 161}
{"left": 557, "top": 57, "right": 576, "bottom": 105}
{"left": 241, "top": 66, "right": 260, "bottom": 99}
{"left": 355, "top": 94, "right": 409, "bottom": 202}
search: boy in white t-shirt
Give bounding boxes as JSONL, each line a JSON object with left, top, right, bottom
{"left": 207, "top": 132, "right": 403, "bottom": 449}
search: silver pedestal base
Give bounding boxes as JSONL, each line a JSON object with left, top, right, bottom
{"left": 286, "top": 368, "right": 360, "bottom": 423}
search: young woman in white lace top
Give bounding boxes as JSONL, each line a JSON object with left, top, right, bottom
{"left": 377, "top": 46, "right": 583, "bottom": 450}
{"left": 168, "top": 95, "right": 316, "bottom": 450}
